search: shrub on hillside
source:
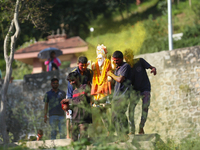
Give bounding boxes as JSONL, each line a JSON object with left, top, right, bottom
{"left": 174, "top": 37, "right": 200, "bottom": 49}
{"left": 85, "top": 22, "right": 146, "bottom": 59}
{"left": 139, "top": 15, "right": 168, "bottom": 53}
{"left": 173, "top": 25, "right": 200, "bottom": 49}
{"left": 182, "top": 25, "right": 200, "bottom": 39}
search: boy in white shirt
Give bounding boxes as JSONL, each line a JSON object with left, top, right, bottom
{"left": 62, "top": 103, "right": 72, "bottom": 139}
{"left": 66, "top": 109, "right": 72, "bottom": 139}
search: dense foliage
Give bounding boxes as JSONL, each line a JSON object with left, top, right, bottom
{"left": 1, "top": 0, "right": 200, "bottom": 79}
{"left": 0, "top": 0, "right": 139, "bottom": 76}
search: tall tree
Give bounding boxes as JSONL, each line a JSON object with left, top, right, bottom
{"left": 0, "top": 0, "right": 51, "bottom": 72}
{"left": 1, "top": 0, "right": 21, "bottom": 144}
{"left": 0, "top": 0, "right": 50, "bottom": 144}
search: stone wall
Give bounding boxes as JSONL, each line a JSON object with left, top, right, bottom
{"left": 134, "top": 45, "right": 200, "bottom": 142}
{"left": 0, "top": 69, "right": 71, "bottom": 142}
{"left": 1, "top": 46, "right": 200, "bottom": 142}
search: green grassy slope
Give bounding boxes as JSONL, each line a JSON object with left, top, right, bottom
{"left": 2, "top": 0, "right": 200, "bottom": 79}
{"left": 84, "top": 0, "right": 200, "bottom": 61}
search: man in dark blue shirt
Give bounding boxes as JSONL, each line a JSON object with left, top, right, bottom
{"left": 44, "top": 78, "right": 66, "bottom": 139}
{"left": 124, "top": 49, "right": 157, "bottom": 135}
{"left": 67, "top": 56, "right": 92, "bottom": 99}
{"left": 107, "top": 51, "right": 131, "bottom": 141}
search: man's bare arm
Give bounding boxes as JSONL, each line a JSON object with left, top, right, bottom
{"left": 61, "top": 99, "right": 69, "bottom": 104}
{"left": 107, "top": 71, "right": 125, "bottom": 83}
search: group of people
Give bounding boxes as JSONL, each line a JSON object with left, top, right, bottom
{"left": 43, "top": 44, "right": 157, "bottom": 142}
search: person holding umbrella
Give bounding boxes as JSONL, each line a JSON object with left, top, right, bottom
{"left": 44, "top": 51, "right": 61, "bottom": 71}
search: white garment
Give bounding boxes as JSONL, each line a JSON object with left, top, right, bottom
{"left": 27, "top": 133, "right": 37, "bottom": 140}
{"left": 66, "top": 109, "right": 72, "bottom": 119}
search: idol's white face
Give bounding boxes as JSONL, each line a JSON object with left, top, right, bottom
{"left": 97, "top": 54, "right": 105, "bottom": 67}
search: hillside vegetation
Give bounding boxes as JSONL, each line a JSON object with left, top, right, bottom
{"left": 2, "top": 0, "right": 200, "bottom": 79}
{"left": 84, "top": 0, "right": 200, "bottom": 61}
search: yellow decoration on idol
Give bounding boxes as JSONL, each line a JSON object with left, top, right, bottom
{"left": 91, "top": 44, "right": 112, "bottom": 101}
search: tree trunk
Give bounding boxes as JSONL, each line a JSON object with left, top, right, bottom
{"left": 189, "top": 0, "right": 191, "bottom": 7}
{"left": 1, "top": 0, "right": 21, "bottom": 144}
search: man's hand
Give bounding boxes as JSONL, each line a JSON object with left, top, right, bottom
{"left": 107, "top": 70, "right": 113, "bottom": 77}
{"left": 150, "top": 67, "right": 157, "bottom": 75}
{"left": 44, "top": 115, "right": 47, "bottom": 123}
{"left": 61, "top": 99, "right": 69, "bottom": 104}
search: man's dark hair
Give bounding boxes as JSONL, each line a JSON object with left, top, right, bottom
{"left": 78, "top": 56, "right": 88, "bottom": 64}
{"left": 51, "top": 78, "right": 59, "bottom": 83}
{"left": 112, "top": 51, "right": 123, "bottom": 59}
{"left": 37, "top": 129, "right": 43, "bottom": 135}
{"left": 67, "top": 72, "right": 79, "bottom": 81}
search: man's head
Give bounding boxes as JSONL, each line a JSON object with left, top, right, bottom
{"left": 123, "top": 49, "right": 134, "bottom": 64}
{"left": 50, "top": 51, "right": 56, "bottom": 58}
{"left": 67, "top": 72, "right": 79, "bottom": 88}
{"left": 96, "top": 44, "right": 107, "bottom": 67}
{"left": 112, "top": 51, "right": 123, "bottom": 67}
{"left": 77, "top": 56, "right": 88, "bottom": 72}
{"left": 51, "top": 78, "right": 59, "bottom": 90}
{"left": 37, "top": 129, "right": 43, "bottom": 140}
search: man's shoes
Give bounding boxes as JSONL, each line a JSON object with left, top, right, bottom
{"left": 139, "top": 127, "right": 145, "bottom": 134}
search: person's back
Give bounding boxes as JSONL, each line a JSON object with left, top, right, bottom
{"left": 131, "top": 58, "right": 151, "bottom": 92}
{"left": 123, "top": 48, "right": 156, "bottom": 134}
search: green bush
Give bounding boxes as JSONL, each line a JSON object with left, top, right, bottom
{"left": 11, "top": 60, "right": 32, "bottom": 79}
{"left": 173, "top": 24, "right": 200, "bottom": 49}
{"left": 191, "top": 1, "right": 200, "bottom": 24}
{"left": 60, "top": 61, "right": 71, "bottom": 69}
{"left": 182, "top": 25, "right": 200, "bottom": 39}
{"left": 157, "top": 0, "right": 167, "bottom": 15}
{"left": 139, "top": 15, "right": 168, "bottom": 53}
{"left": 0, "top": 59, "right": 6, "bottom": 71}
{"left": 174, "top": 37, "right": 200, "bottom": 49}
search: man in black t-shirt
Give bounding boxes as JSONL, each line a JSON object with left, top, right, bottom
{"left": 124, "top": 49, "right": 157, "bottom": 135}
